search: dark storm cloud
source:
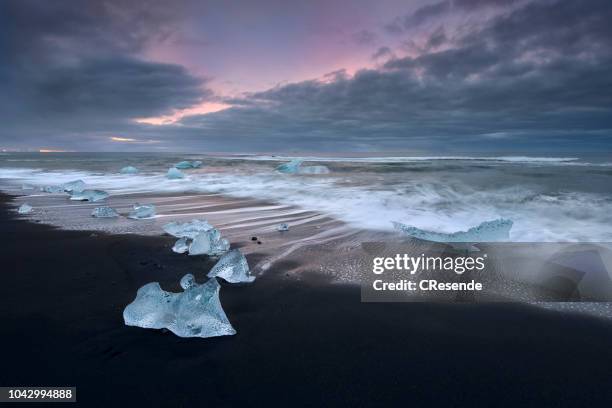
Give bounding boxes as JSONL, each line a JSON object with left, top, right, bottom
{"left": 174, "top": 0, "right": 612, "bottom": 152}
{"left": 0, "top": 0, "right": 209, "bottom": 146}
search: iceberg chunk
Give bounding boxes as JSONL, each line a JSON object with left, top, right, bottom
{"left": 277, "top": 223, "right": 289, "bottom": 231}
{"left": 163, "top": 219, "right": 213, "bottom": 239}
{"left": 175, "top": 160, "right": 202, "bottom": 169}
{"left": 41, "top": 185, "right": 64, "bottom": 193}
{"left": 62, "top": 179, "right": 86, "bottom": 193}
{"left": 208, "top": 249, "right": 255, "bottom": 283}
{"left": 123, "top": 276, "right": 236, "bottom": 338}
{"left": 128, "top": 203, "right": 156, "bottom": 219}
{"left": 91, "top": 206, "right": 119, "bottom": 218}
{"left": 21, "top": 184, "right": 35, "bottom": 190}
{"left": 298, "top": 165, "right": 330, "bottom": 174}
{"left": 167, "top": 167, "right": 186, "bottom": 179}
{"left": 276, "top": 159, "right": 303, "bottom": 174}
{"left": 120, "top": 166, "right": 139, "bottom": 174}
{"left": 189, "top": 228, "right": 230, "bottom": 256}
{"left": 172, "top": 237, "right": 190, "bottom": 254}
{"left": 69, "top": 189, "right": 109, "bottom": 202}
{"left": 18, "top": 203, "right": 32, "bottom": 214}
{"left": 393, "top": 218, "right": 513, "bottom": 243}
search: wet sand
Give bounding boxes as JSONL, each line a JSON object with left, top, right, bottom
{"left": 2, "top": 192, "right": 612, "bottom": 406}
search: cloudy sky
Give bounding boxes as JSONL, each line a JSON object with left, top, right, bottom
{"left": 1, "top": 0, "right": 611, "bottom": 153}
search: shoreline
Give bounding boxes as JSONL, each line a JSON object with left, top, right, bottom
{"left": 2, "top": 193, "right": 612, "bottom": 406}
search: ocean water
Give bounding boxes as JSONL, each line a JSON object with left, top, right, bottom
{"left": 1, "top": 152, "right": 612, "bottom": 242}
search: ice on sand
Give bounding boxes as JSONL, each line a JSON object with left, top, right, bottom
{"left": 172, "top": 237, "right": 190, "bottom": 254}
{"left": 91, "top": 206, "right": 119, "bottom": 218}
{"left": 18, "top": 203, "right": 32, "bottom": 214}
{"left": 277, "top": 223, "right": 289, "bottom": 231}
{"left": 120, "top": 166, "right": 139, "bottom": 174}
{"left": 208, "top": 249, "right": 255, "bottom": 283}
{"left": 298, "top": 165, "right": 330, "bottom": 174}
{"left": 69, "top": 189, "right": 109, "bottom": 202}
{"left": 393, "top": 218, "right": 513, "bottom": 243}
{"left": 175, "top": 160, "right": 202, "bottom": 169}
{"left": 163, "top": 219, "right": 213, "bottom": 239}
{"left": 123, "top": 275, "right": 236, "bottom": 338}
{"left": 62, "top": 179, "right": 86, "bottom": 193}
{"left": 276, "top": 159, "right": 303, "bottom": 174}
{"left": 189, "top": 228, "right": 230, "bottom": 256}
{"left": 167, "top": 167, "right": 186, "bottom": 179}
{"left": 128, "top": 203, "right": 156, "bottom": 219}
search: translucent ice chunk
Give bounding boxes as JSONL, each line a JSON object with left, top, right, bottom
{"left": 298, "top": 165, "right": 330, "bottom": 174}
{"left": 167, "top": 167, "right": 185, "bottom": 179}
{"left": 62, "top": 179, "right": 86, "bottom": 193}
{"left": 277, "top": 223, "right": 289, "bottom": 231}
{"left": 41, "top": 185, "right": 64, "bottom": 193}
{"left": 123, "top": 276, "right": 236, "bottom": 338}
{"left": 172, "top": 237, "right": 190, "bottom": 254}
{"left": 69, "top": 189, "right": 109, "bottom": 202}
{"left": 120, "top": 166, "right": 139, "bottom": 174}
{"left": 175, "top": 160, "right": 202, "bottom": 169}
{"left": 21, "top": 184, "right": 35, "bottom": 190}
{"left": 189, "top": 228, "right": 230, "bottom": 256}
{"left": 208, "top": 249, "right": 255, "bottom": 283}
{"left": 163, "top": 219, "right": 213, "bottom": 239}
{"left": 128, "top": 203, "right": 156, "bottom": 219}
{"left": 91, "top": 206, "right": 119, "bottom": 218}
{"left": 393, "top": 218, "right": 513, "bottom": 243}
{"left": 18, "top": 203, "right": 32, "bottom": 214}
{"left": 276, "top": 159, "right": 303, "bottom": 174}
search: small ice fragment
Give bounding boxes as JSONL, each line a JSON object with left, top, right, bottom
{"left": 163, "top": 219, "right": 213, "bottom": 239}
{"left": 21, "top": 184, "right": 35, "bottom": 190}
{"left": 208, "top": 249, "right": 255, "bottom": 283}
{"left": 189, "top": 228, "right": 230, "bottom": 256}
{"left": 18, "top": 203, "right": 32, "bottom": 214}
{"left": 91, "top": 206, "right": 119, "bottom": 218}
{"left": 167, "top": 167, "right": 185, "bottom": 179}
{"left": 277, "top": 223, "right": 289, "bottom": 231}
{"left": 69, "top": 189, "right": 109, "bottom": 202}
{"left": 123, "top": 276, "right": 236, "bottom": 338}
{"left": 392, "top": 218, "right": 513, "bottom": 243}
{"left": 276, "top": 159, "right": 303, "bottom": 174}
{"left": 175, "top": 160, "right": 202, "bottom": 169}
{"left": 298, "top": 165, "right": 330, "bottom": 174}
{"left": 120, "top": 166, "right": 139, "bottom": 174}
{"left": 128, "top": 203, "right": 156, "bottom": 219}
{"left": 41, "top": 185, "right": 64, "bottom": 193}
{"left": 172, "top": 237, "right": 190, "bottom": 254}
{"left": 62, "top": 179, "right": 86, "bottom": 193}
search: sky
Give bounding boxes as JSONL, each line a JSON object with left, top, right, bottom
{"left": 1, "top": 0, "right": 611, "bottom": 153}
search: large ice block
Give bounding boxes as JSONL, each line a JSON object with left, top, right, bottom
{"left": 298, "top": 165, "right": 330, "bottom": 174}
{"left": 41, "top": 185, "right": 64, "bottom": 193}
{"left": 69, "top": 189, "right": 109, "bottom": 202}
{"left": 208, "top": 249, "right": 255, "bottom": 283}
{"left": 175, "top": 160, "right": 202, "bottom": 169}
{"left": 62, "top": 179, "right": 86, "bottom": 193}
{"left": 91, "top": 206, "right": 119, "bottom": 218}
{"left": 276, "top": 159, "right": 303, "bottom": 174}
{"left": 123, "top": 275, "right": 236, "bottom": 338}
{"left": 172, "top": 237, "right": 190, "bottom": 254}
{"left": 120, "top": 166, "right": 139, "bottom": 174}
{"left": 167, "top": 167, "right": 186, "bottom": 179}
{"left": 163, "top": 219, "right": 213, "bottom": 239}
{"left": 393, "top": 218, "right": 513, "bottom": 242}
{"left": 128, "top": 203, "right": 156, "bottom": 219}
{"left": 277, "top": 223, "right": 289, "bottom": 231}
{"left": 189, "top": 228, "right": 230, "bottom": 256}
{"left": 18, "top": 203, "right": 32, "bottom": 214}
{"left": 21, "top": 184, "right": 35, "bottom": 190}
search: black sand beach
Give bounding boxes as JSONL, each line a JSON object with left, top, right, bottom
{"left": 2, "top": 192, "right": 612, "bottom": 407}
